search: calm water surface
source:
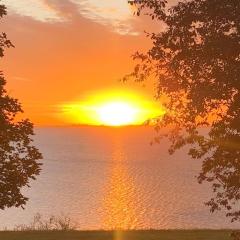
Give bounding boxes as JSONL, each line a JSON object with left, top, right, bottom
{"left": 0, "top": 127, "right": 238, "bottom": 229}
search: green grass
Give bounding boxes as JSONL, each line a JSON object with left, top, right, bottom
{"left": 0, "top": 230, "right": 234, "bottom": 240}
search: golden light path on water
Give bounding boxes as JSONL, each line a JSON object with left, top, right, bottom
{"left": 100, "top": 135, "right": 145, "bottom": 236}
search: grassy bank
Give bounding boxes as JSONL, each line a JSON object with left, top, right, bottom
{"left": 0, "top": 230, "right": 234, "bottom": 240}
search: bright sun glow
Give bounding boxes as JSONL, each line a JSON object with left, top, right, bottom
{"left": 97, "top": 102, "right": 138, "bottom": 126}
{"left": 60, "top": 89, "right": 165, "bottom": 126}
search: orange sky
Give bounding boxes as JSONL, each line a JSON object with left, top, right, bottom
{"left": 0, "top": 0, "right": 165, "bottom": 126}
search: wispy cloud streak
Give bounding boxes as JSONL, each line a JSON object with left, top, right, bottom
{"left": 70, "top": 0, "right": 138, "bottom": 35}
{"left": 2, "top": 0, "right": 138, "bottom": 35}
{"left": 2, "top": 0, "right": 65, "bottom": 22}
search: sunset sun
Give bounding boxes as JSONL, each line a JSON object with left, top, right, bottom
{"left": 60, "top": 89, "right": 165, "bottom": 126}
{"left": 97, "top": 102, "right": 138, "bottom": 126}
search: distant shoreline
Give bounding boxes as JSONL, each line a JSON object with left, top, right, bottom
{"left": 35, "top": 124, "right": 153, "bottom": 128}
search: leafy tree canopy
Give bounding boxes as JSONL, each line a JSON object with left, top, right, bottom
{"left": 127, "top": 0, "right": 240, "bottom": 222}
{"left": 0, "top": 4, "right": 42, "bottom": 209}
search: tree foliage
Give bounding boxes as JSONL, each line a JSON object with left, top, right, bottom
{"left": 127, "top": 0, "right": 240, "bottom": 222}
{"left": 0, "top": 4, "right": 42, "bottom": 209}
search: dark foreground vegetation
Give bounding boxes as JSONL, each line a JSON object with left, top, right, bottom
{"left": 0, "top": 230, "right": 235, "bottom": 240}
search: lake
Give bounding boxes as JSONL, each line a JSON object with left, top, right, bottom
{"left": 0, "top": 126, "right": 238, "bottom": 230}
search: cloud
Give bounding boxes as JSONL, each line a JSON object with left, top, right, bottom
{"left": 2, "top": 0, "right": 65, "bottom": 22}
{"left": 12, "top": 76, "right": 31, "bottom": 82}
{"left": 70, "top": 0, "right": 138, "bottom": 35}
{"left": 2, "top": 0, "right": 138, "bottom": 35}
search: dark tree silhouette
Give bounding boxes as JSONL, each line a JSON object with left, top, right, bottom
{"left": 0, "top": 4, "right": 42, "bottom": 209}
{"left": 127, "top": 0, "right": 240, "bottom": 222}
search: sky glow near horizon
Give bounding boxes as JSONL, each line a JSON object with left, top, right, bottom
{"left": 2, "top": 0, "right": 137, "bottom": 35}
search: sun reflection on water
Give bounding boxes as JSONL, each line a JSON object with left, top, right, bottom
{"left": 101, "top": 138, "right": 140, "bottom": 231}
